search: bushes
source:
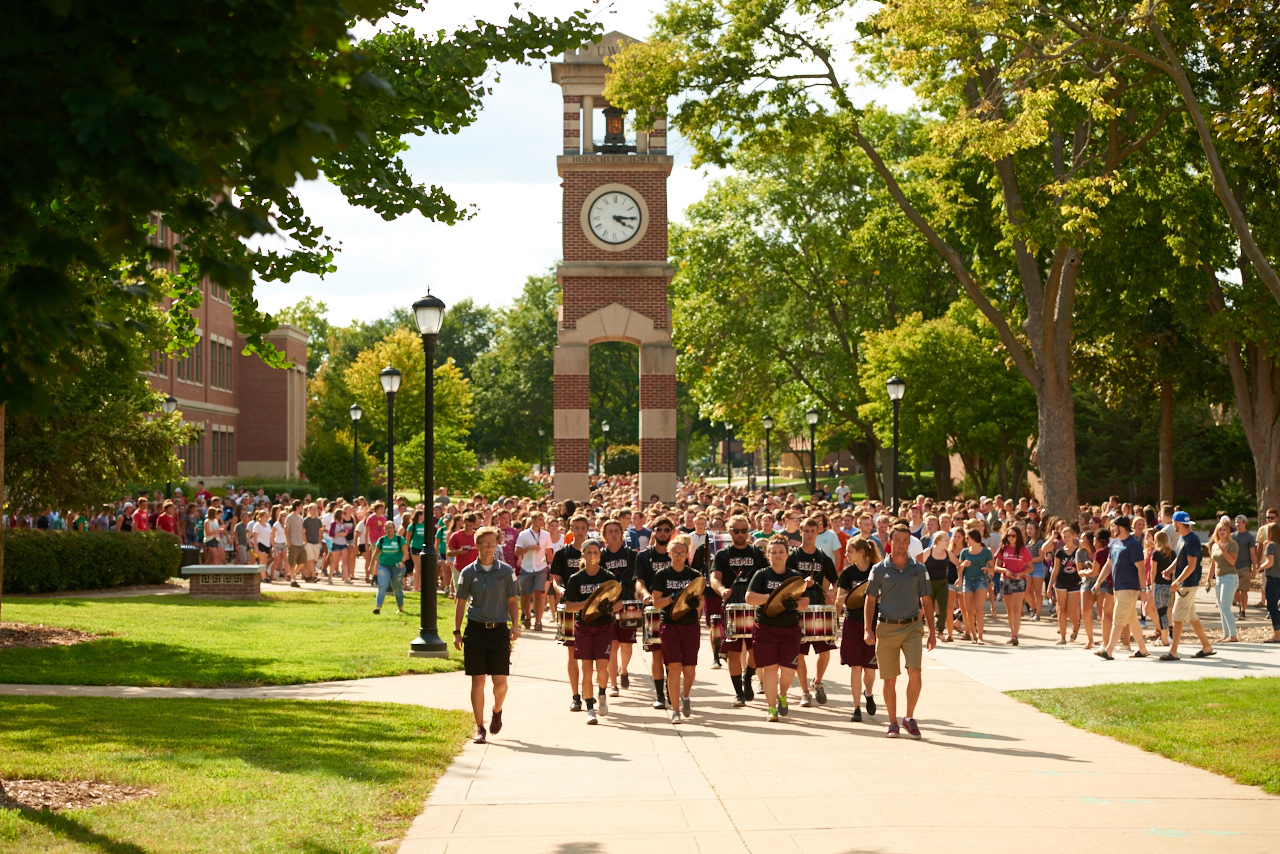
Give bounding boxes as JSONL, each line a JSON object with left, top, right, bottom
{"left": 604, "top": 444, "right": 639, "bottom": 476}
{"left": 297, "top": 429, "right": 385, "bottom": 501}
{"left": 1, "top": 530, "right": 181, "bottom": 594}
{"left": 476, "top": 458, "right": 545, "bottom": 499}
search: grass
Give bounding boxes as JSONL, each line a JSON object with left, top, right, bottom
{"left": 0, "top": 592, "right": 461, "bottom": 687}
{"left": 1013, "top": 677, "right": 1280, "bottom": 795}
{"left": 0, "top": 696, "right": 471, "bottom": 853}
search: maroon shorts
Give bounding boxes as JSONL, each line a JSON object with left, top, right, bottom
{"left": 703, "top": 592, "right": 724, "bottom": 627}
{"left": 839, "top": 618, "right": 877, "bottom": 669}
{"left": 574, "top": 621, "right": 614, "bottom": 661}
{"left": 614, "top": 625, "right": 637, "bottom": 645}
{"left": 752, "top": 622, "right": 801, "bottom": 669}
{"left": 721, "top": 635, "right": 753, "bottom": 653}
{"left": 801, "top": 640, "right": 837, "bottom": 655}
{"left": 660, "top": 622, "right": 700, "bottom": 666}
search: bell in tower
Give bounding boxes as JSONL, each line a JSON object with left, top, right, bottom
{"left": 597, "top": 105, "right": 637, "bottom": 154}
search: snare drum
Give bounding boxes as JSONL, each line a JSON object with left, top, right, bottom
{"left": 642, "top": 606, "right": 662, "bottom": 651}
{"left": 618, "top": 599, "right": 643, "bottom": 629}
{"left": 800, "top": 605, "right": 837, "bottom": 644}
{"left": 554, "top": 604, "right": 575, "bottom": 642}
{"left": 724, "top": 603, "right": 755, "bottom": 640}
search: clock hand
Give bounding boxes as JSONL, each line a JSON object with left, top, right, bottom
{"left": 612, "top": 215, "right": 638, "bottom": 227}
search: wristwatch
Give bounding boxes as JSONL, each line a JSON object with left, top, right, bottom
{"left": 453, "top": 630, "right": 462, "bottom": 635}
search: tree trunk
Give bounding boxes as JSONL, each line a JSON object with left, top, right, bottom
{"left": 877, "top": 446, "right": 894, "bottom": 505}
{"left": 932, "top": 452, "right": 953, "bottom": 499}
{"left": 1159, "top": 378, "right": 1174, "bottom": 504}
{"left": 1033, "top": 370, "right": 1080, "bottom": 521}
{"left": 996, "top": 453, "right": 1008, "bottom": 497}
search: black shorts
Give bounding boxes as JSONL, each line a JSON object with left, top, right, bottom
{"left": 463, "top": 622, "right": 510, "bottom": 676}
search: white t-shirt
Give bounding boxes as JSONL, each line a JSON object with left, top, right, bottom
{"left": 251, "top": 521, "right": 271, "bottom": 546}
{"left": 835, "top": 485, "right": 851, "bottom": 502}
{"left": 515, "top": 527, "right": 553, "bottom": 572}
{"left": 273, "top": 520, "right": 287, "bottom": 545}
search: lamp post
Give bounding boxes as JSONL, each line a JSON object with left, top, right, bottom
{"left": 806, "top": 408, "right": 820, "bottom": 494}
{"left": 886, "top": 375, "right": 906, "bottom": 513}
{"left": 725, "top": 423, "right": 733, "bottom": 487}
{"left": 379, "top": 366, "right": 402, "bottom": 504}
{"left": 349, "top": 403, "right": 363, "bottom": 497}
{"left": 162, "top": 395, "right": 178, "bottom": 498}
{"left": 538, "top": 427, "right": 546, "bottom": 474}
{"left": 409, "top": 294, "right": 448, "bottom": 658}
{"left": 762, "top": 415, "right": 774, "bottom": 492}
{"left": 600, "top": 421, "right": 609, "bottom": 476}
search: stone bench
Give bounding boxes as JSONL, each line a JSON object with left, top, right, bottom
{"left": 184, "top": 564, "right": 262, "bottom": 601}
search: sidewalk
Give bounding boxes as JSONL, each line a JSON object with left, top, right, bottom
{"left": 398, "top": 618, "right": 1280, "bottom": 854}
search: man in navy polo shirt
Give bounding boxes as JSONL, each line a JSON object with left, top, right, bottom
{"left": 1162, "top": 511, "right": 1216, "bottom": 661}
{"left": 1093, "top": 517, "right": 1150, "bottom": 660}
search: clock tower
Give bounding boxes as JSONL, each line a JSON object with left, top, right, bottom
{"left": 551, "top": 32, "right": 677, "bottom": 503}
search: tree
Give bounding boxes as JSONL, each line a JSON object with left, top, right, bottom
{"left": 662, "top": 109, "right": 956, "bottom": 499}
{"left": 396, "top": 431, "right": 479, "bottom": 497}
{"left": 297, "top": 428, "right": 383, "bottom": 501}
{"left": 1, "top": 2, "right": 599, "bottom": 406}
{"left": 607, "top": 0, "right": 1195, "bottom": 518}
{"left": 858, "top": 302, "right": 1038, "bottom": 497}
{"left": 470, "top": 271, "right": 559, "bottom": 460}
{"left": 436, "top": 298, "right": 496, "bottom": 379}
{"left": 275, "top": 297, "right": 332, "bottom": 378}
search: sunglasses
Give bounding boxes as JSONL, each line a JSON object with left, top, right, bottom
{"left": 729, "top": 528, "right": 750, "bottom": 534}
{"left": 653, "top": 527, "right": 673, "bottom": 533}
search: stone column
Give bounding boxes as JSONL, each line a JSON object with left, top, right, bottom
{"left": 553, "top": 344, "right": 590, "bottom": 501}
{"left": 562, "top": 95, "right": 581, "bottom": 155}
{"left": 639, "top": 343, "right": 677, "bottom": 503}
{"left": 581, "top": 95, "right": 594, "bottom": 154}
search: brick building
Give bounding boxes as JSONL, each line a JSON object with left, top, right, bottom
{"left": 145, "top": 220, "right": 308, "bottom": 484}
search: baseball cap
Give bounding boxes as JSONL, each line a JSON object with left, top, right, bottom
{"left": 1113, "top": 516, "right": 1132, "bottom": 531}
{"left": 1235, "top": 514, "right": 1249, "bottom": 522}
{"left": 1172, "top": 510, "right": 1192, "bottom": 525}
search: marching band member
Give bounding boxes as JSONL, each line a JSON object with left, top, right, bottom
{"left": 634, "top": 516, "right": 676, "bottom": 709}
{"left": 788, "top": 517, "right": 838, "bottom": 706}
{"left": 600, "top": 519, "right": 638, "bottom": 695}
{"left": 550, "top": 514, "right": 589, "bottom": 711}
{"left": 746, "top": 534, "right": 810, "bottom": 722}
{"left": 651, "top": 533, "right": 702, "bottom": 722}
{"left": 711, "top": 514, "right": 768, "bottom": 706}
{"left": 562, "top": 538, "right": 622, "bottom": 725}
{"left": 837, "top": 536, "right": 881, "bottom": 722}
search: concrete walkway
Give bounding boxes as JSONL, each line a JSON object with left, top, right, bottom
{"left": 397, "top": 615, "right": 1280, "bottom": 854}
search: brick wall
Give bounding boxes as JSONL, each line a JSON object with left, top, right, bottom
{"left": 555, "top": 438, "right": 590, "bottom": 472}
{"left": 562, "top": 170, "right": 669, "bottom": 263}
{"left": 560, "top": 276, "right": 671, "bottom": 330}
{"left": 189, "top": 572, "right": 261, "bottom": 600}
{"left": 639, "top": 374, "right": 677, "bottom": 409}
{"left": 553, "top": 374, "right": 590, "bottom": 410}
{"left": 639, "top": 438, "right": 678, "bottom": 472}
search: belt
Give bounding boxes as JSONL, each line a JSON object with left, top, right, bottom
{"left": 878, "top": 616, "right": 919, "bottom": 625}
{"left": 468, "top": 620, "right": 508, "bottom": 629}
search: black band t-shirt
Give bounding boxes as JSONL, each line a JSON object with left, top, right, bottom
{"left": 550, "top": 544, "right": 582, "bottom": 584}
{"left": 563, "top": 568, "right": 619, "bottom": 626}
{"left": 787, "top": 547, "right": 837, "bottom": 605}
{"left": 749, "top": 567, "right": 804, "bottom": 628}
{"left": 713, "top": 545, "right": 769, "bottom": 605}
{"left": 652, "top": 565, "right": 701, "bottom": 626}
{"left": 634, "top": 546, "right": 672, "bottom": 596}
{"left": 601, "top": 546, "right": 637, "bottom": 600}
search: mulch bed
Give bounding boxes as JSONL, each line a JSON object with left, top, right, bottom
{"left": 0, "top": 779, "right": 155, "bottom": 811}
{"left": 0, "top": 622, "right": 100, "bottom": 650}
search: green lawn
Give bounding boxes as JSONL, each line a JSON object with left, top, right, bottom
{"left": 1013, "top": 677, "right": 1280, "bottom": 795}
{"left": 0, "top": 592, "right": 460, "bottom": 687}
{"left": 0, "top": 696, "right": 471, "bottom": 853}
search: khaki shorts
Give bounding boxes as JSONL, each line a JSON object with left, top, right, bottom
{"left": 305, "top": 543, "right": 321, "bottom": 562}
{"left": 1170, "top": 588, "right": 1199, "bottom": 623}
{"left": 288, "top": 544, "right": 307, "bottom": 567}
{"left": 874, "top": 619, "right": 923, "bottom": 680}
{"left": 1113, "top": 589, "right": 1142, "bottom": 630}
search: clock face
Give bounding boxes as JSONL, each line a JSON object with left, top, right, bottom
{"left": 587, "top": 191, "right": 643, "bottom": 245}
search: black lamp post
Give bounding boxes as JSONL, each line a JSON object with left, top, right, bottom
{"left": 725, "top": 423, "right": 733, "bottom": 487}
{"left": 380, "top": 366, "right": 402, "bottom": 504}
{"left": 163, "top": 395, "right": 178, "bottom": 498}
{"left": 409, "top": 293, "right": 448, "bottom": 658}
{"left": 538, "top": 427, "right": 546, "bottom": 474}
{"left": 806, "top": 408, "right": 820, "bottom": 493}
{"left": 600, "top": 421, "right": 609, "bottom": 476}
{"left": 886, "top": 375, "right": 906, "bottom": 514}
{"left": 349, "top": 403, "right": 363, "bottom": 497}
{"left": 762, "top": 415, "right": 774, "bottom": 492}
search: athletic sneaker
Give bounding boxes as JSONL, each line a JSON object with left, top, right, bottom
{"left": 570, "top": 695, "right": 582, "bottom": 712}
{"left": 743, "top": 682, "right": 755, "bottom": 702}
{"left": 864, "top": 693, "right": 877, "bottom": 716}
{"left": 903, "top": 717, "right": 922, "bottom": 739}
{"left": 597, "top": 690, "right": 609, "bottom": 716}
{"left": 372, "top": 607, "right": 380, "bottom": 615}
{"left": 489, "top": 710, "right": 503, "bottom": 734}
{"left": 620, "top": 673, "right": 630, "bottom": 689}
{"left": 681, "top": 696, "right": 691, "bottom": 716}
{"left": 609, "top": 686, "right": 620, "bottom": 698}
{"left": 712, "top": 659, "right": 722, "bottom": 669}
{"left": 767, "top": 707, "right": 779, "bottom": 722}
{"left": 814, "top": 681, "right": 827, "bottom": 705}
{"left": 778, "top": 697, "right": 789, "bottom": 717}
{"left": 886, "top": 722, "right": 900, "bottom": 738}
{"left": 800, "top": 692, "right": 812, "bottom": 708}
{"left": 732, "top": 694, "right": 746, "bottom": 708}
{"left": 851, "top": 707, "right": 862, "bottom": 722}
{"left": 473, "top": 726, "right": 487, "bottom": 744}
{"left": 671, "top": 710, "right": 682, "bottom": 723}
{"left": 652, "top": 698, "right": 666, "bottom": 710}
{"left": 586, "top": 708, "right": 598, "bottom": 725}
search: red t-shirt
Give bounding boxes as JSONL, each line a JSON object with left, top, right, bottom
{"left": 132, "top": 509, "right": 151, "bottom": 532}
{"left": 366, "top": 514, "right": 387, "bottom": 541}
{"left": 156, "top": 513, "right": 175, "bottom": 534}
{"left": 997, "top": 546, "right": 1033, "bottom": 578}
{"left": 449, "top": 530, "right": 478, "bottom": 572}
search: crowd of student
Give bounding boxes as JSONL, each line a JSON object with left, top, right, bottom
{"left": 9, "top": 478, "right": 1280, "bottom": 649}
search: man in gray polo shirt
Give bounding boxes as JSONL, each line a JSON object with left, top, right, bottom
{"left": 864, "top": 523, "right": 936, "bottom": 739}
{"left": 454, "top": 526, "right": 520, "bottom": 745}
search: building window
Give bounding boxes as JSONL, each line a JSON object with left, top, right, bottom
{"left": 212, "top": 431, "right": 222, "bottom": 477}
{"left": 150, "top": 350, "right": 167, "bottom": 377}
{"left": 177, "top": 336, "right": 204, "bottom": 385}
{"left": 208, "top": 340, "right": 233, "bottom": 392}
{"left": 226, "top": 430, "right": 234, "bottom": 478}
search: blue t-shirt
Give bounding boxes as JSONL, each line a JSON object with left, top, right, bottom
{"left": 1109, "top": 536, "right": 1144, "bottom": 591}
{"left": 1175, "top": 530, "right": 1203, "bottom": 586}
{"left": 960, "top": 546, "right": 993, "bottom": 583}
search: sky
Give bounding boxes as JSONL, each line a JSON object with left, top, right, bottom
{"left": 254, "top": 1, "right": 908, "bottom": 325}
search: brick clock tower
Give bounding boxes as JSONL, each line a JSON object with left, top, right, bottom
{"left": 551, "top": 32, "right": 677, "bottom": 503}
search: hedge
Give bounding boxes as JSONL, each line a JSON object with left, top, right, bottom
{"left": 2, "top": 530, "right": 182, "bottom": 594}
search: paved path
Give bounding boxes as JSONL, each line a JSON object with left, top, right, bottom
{"left": 397, "top": 613, "right": 1280, "bottom": 854}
